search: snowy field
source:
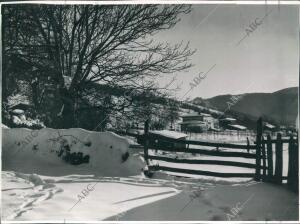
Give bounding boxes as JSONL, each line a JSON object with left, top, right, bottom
{"left": 187, "top": 131, "right": 256, "bottom": 143}
{"left": 1, "top": 128, "right": 298, "bottom": 221}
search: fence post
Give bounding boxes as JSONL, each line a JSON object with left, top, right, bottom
{"left": 144, "top": 119, "right": 150, "bottom": 165}
{"left": 246, "top": 137, "right": 250, "bottom": 153}
{"left": 294, "top": 138, "right": 299, "bottom": 192}
{"left": 266, "top": 134, "right": 273, "bottom": 181}
{"left": 287, "top": 135, "right": 298, "bottom": 192}
{"left": 274, "top": 133, "right": 283, "bottom": 184}
{"left": 261, "top": 136, "right": 267, "bottom": 180}
{"left": 255, "top": 117, "right": 263, "bottom": 181}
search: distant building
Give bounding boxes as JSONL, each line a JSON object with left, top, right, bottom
{"left": 219, "top": 117, "right": 247, "bottom": 131}
{"left": 180, "top": 113, "right": 218, "bottom": 133}
{"left": 137, "top": 130, "right": 187, "bottom": 149}
{"left": 279, "top": 125, "right": 287, "bottom": 130}
{"left": 219, "top": 117, "right": 236, "bottom": 127}
{"left": 264, "top": 122, "right": 276, "bottom": 131}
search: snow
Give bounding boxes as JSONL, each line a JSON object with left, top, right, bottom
{"left": 12, "top": 115, "right": 23, "bottom": 124}
{"left": 2, "top": 128, "right": 145, "bottom": 177}
{"left": 2, "top": 128, "right": 179, "bottom": 221}
{"left": 2, "top": 127, "right": 298, "bottom": 221}
{"left": 63, "top": 75, "right": 72, "bottom": 89}
{"left": 2, "top": 172, "right": 178, "bottom": 221}
{"left": 2, "top": 123, "right": 9, "bottom": 129}
{"left": 110, "top": 180, "right": 298, "bottom": 221}
{"left": 149, "top": 130, "right": 187, "bottom": 139}
{"left": 11, "top": 109, "right": 25, "bottom": 115}
{"left": 7, "top": 93, "right": 31, "bottom": 108}
{"left": 200, "top": 113, "right": 212, "bottom": 117}
{"left": 11, "top": 115, "right": 45, "bottom": 128}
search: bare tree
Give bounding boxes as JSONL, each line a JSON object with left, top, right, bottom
{"left": 3, "top": 4, "right": 195, "bottom": 128}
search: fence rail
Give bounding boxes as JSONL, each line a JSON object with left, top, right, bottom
{"left": 149, "top": 165, "right": 255, "bottom": 178}
{"left": 148, "top": 155, "right": 261, "bottom": 169}
{"left": 150, "top": 145, "right": 256, "bottom": 159}
{"left": 139, "top": 135, "right": 256, "bottom": 150}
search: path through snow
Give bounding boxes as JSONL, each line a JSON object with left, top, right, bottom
{"left": 2, "top": 171, "right": 216, "bottom": 221}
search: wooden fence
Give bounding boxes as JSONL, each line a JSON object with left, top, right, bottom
{"left": 140, "top": 129, "right": 258, "bottom": 179}
{"left": 255, "top": 118, "right": 299, "bottom": 192}
{"left": 122, "top": 118, "right": 298, "bottom": 192}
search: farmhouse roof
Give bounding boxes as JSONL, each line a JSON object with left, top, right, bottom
{"left": 227, "top": 124, "right": 247, "bottom": 130}
{"left": 200, "top": 113, "right": 212, "bottom": 117}
{"left": 179, "top": 121, "right": 206, "bottom": 125}
{"left": 181, "top": 113, "right": 212, "bottom": 118}
{"left": 181, "top": 113, "right": 201, "bottom": 117}
{"left": 221, "top": 117, "right": 236, "bottom": 121}
{"left": 265, "top": 123, "right": 276, "bottom": 129}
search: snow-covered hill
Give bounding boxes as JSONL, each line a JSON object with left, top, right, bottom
{"left": 2, "top": 128, "right": 145, "bottom": 176}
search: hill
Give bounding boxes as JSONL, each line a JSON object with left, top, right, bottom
{"left": 192, "top": 87, "right": 298, "bottom": 126}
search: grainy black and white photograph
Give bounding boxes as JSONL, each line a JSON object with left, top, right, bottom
{"left": 1, "top": 0, "right": 299, "bottom": 222}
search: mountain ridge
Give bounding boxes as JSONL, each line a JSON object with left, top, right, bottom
{"left": 192, "top": 87, "right": 298, "bottom": 126}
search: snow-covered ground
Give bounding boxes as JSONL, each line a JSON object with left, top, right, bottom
{"left": 1, "top": 128, "right": 298, "bottom": 221}
{"left": 108, "top": 180, "right": 298, "bottom": 221}
{"left": 2, "top": 171, "right": 180, "bottom": 221}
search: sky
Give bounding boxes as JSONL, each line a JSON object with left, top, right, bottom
{"left": 153, "top": 4, "right": 299, "bottom": 99}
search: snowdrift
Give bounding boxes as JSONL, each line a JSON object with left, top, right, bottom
{"left": 2, "top": 128, "right": 145, "bottom": 177}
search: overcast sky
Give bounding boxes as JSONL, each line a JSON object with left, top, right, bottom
{"left": 154, "top": 4, "right": 299, "bottom": 99}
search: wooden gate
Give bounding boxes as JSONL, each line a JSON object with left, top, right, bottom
{"left": 255, "top": 118, "right": 298, "bottom": 192}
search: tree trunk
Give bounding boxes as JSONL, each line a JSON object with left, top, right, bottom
{"left": 60, "top": 87, "right": 76, "bottom": 128}
{"left": 31, "top": 79, "right": 39, "bottom": 109}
